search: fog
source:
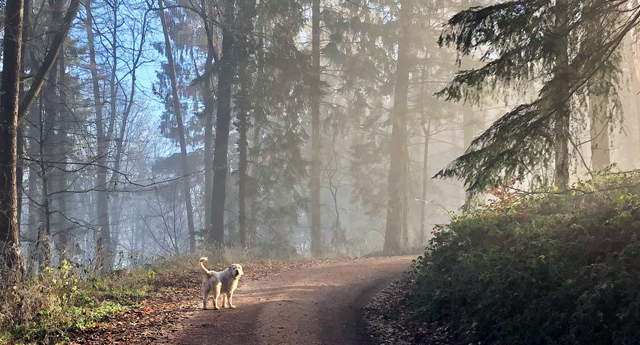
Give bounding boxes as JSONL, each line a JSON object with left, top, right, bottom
{"left": 3, "top": 0, "right": 640, "bottom": 277}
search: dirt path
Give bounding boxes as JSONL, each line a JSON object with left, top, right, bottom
{"left": 166, "top": 256, "right": 415, "bottom": 345}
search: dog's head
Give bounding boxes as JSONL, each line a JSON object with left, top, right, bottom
{"left": 228, "top": 264, "right": 243, "bottom": 279}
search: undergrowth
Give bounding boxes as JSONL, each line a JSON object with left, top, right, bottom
{"left": 410, "top": 171, "right": 640, "bottom": 345}
{"left": 0, "top": 245, "right": 300, "bottom": 344}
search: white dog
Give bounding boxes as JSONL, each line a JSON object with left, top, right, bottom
{"left": 199, "top": 257, "right": 244, "bottom": 310}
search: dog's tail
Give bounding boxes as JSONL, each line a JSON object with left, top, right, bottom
{"left": 199, "top": 257, "right": 213, "bottom": 277}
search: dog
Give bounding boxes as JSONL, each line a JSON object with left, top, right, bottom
{"left": 199, "top": 257, "right": 243, "bottom": 310}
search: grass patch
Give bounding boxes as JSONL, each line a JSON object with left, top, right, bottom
{"left": 409, "top": 171, "right": 640, "bottom": 345}
{"left": 0, "top": 245, "right": 303, "bottom": 344}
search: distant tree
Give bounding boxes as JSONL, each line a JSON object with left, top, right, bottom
{"left": 210, "top": 0, "right": 236, "bottom": 246}
{"left": 384, "top": 0, "right": 413, "bottom": 254}
{"left": 157, "top": 0, "right": 197, "bottom": 253}
{"left": 309, "top": 0, "right": 323, "bottom": 256}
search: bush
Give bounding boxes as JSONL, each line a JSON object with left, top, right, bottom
{"left": 0, "top": 259, "right": 155, "bottom": 344}
{"left": 410, "top": 171, "right": 640, "bottom": 345}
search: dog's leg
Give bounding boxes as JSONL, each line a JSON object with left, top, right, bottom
{"left": 222, "top": 293, "right": 229, "bottom": 308}
{"left": 213, "top": 283, "right": 221, "bottom": 310}
{"left": 202, "top": 283, "right": 209, "bottom": 310}
{"left": 229, "top": 291, "right": 236, "bottom": 309}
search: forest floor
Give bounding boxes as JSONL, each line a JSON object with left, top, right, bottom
{"left": 364, "top": 272, "right": 473, "bottom": 345}
{"left": 65, "top": 255, "right": 415, "bottom": 344}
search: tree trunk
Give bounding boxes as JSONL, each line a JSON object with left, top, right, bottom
{"left": 85, "top": 0, "right": 113, "bottom": 273}
{"left": 203, "top": 52, "right": 215, "bottom": 244}
{"left": 210, "top": 0, "right": 236, "bottom": 246}
{"left": 384, "top": 0, "right": 413, "bottom": 254}
{"left": 589, "top": 85, "right": 611, "bottom": 170}
{"left": 56, "top": 40, "right": 71, "bottom": 262}
{"left": 419, "top": 67, "right": 431, "bottom": 245}
{"left": 248, "top": 16, "right": 267, "bottom": 247}
{"left": 39, "top": 0, "right": 63, "bottom": 268}
{"left": 0, "top": 0, "right": 25, "bottom": 284}
{"left": 16, "top": 0, "right": 31, "bottom": 232}
{"left": 310, "top": 0, "right": 323, "bottom": 257}
{"left": 26, "top": 116, "right": 41, "bottom": 277}
{"left": 237, "top": 0, "right": 256, "bottom": 248}
{"left": 107, "top": 2, "right": 119, "bottom": 260}
{"left": 553, "top": 0, "right": 571, "bottom": 191}
{"left": 158, "top": 0, "right": 197, "bottom": 253}
{"left": 249, "top": 111, "right": 262, "bottom": 247}
{"left": 201, "top": 0, "right": 220, "bottom": 244}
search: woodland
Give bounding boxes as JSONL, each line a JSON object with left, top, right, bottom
{"left": 1, "top": 0, "right": 640, "bottom": 343}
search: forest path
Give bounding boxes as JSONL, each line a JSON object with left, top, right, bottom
{"left": 166, "top": 255, "right": 415, "bottom": 345}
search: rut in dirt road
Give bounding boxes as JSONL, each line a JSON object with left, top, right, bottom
{"left": 168, "top": 255, "right": 415, "bottom": 345}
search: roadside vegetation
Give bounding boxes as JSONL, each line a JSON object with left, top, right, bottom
{"left": 370, "top": 171, "right": 640, "bottom": 344}
{"left": 0, "top": 247, "right": 303, "bottom": 344}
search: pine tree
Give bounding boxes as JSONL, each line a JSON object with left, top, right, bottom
{"left": 435, "top": 0, "right": 631, "bottom": 192}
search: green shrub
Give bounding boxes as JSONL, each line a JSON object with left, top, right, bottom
{"left": 410, "top": 171, "right": 640, "bottom": 345}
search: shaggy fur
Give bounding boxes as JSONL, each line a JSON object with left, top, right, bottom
{"left": 199, "top": 257, "right": 244, "bottom": 310}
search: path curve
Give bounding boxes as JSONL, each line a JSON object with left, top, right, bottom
{"left": 170, "top": 255, "right": 415, "bottom": 345}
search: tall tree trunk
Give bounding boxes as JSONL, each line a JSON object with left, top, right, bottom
{"left": 210, "top": 0, "right": 236, "bottom": 246}
{"left": 107, "top": 1, "right": 119, "bottom": 260}
{"left": 589, "top": 83, "right": 611, "bottom": 170}
{"left": 22, "top": 0, "right": 36, "bottom": 277}
{"left": 0, "top": 0, "right": 25, "bottom": 284}
{"left": 17, "top": 0, "right": 31, "bottom": 232}
{"left": 419, "top": 68, "right": 431, "bottom": 245}
{"left": 56, "top": 40, "right": 71, "bottom": 261}
{"left": 248, "top": 15, "right": 267, "bottom": 247}
{"left": 26, "top": 116, "right": 41, "bottom": 277}
{"left": 203, "top": 74, "right": 214, "bottom": 243}
{"left": 39, "top": 68, "right": 55, "bottom": 268}
{"left": 201, "top": 0, "right": 219, "bottom": 244}
{"left": 158, "top": 0, "right": 197, "bottom": 253}
{"left": 85, "top": 0, "right": 112, "bottom": 273}
{"left": 39, "top": 0, "right": 63, "bottom": 268}
{"left": 384, "top": 0, "right": 413, "bottom": 254}
{"left": 553, "top": 0, "right": 571, "bottom": 191}
{"left": 17, "top": 128, "right": 24, "bottom": 232}
{"left": 310, "top": 0, "right": 323, "bottom": 257}
{"left": 203, "top": 53, "right": 215, "bottom": 243}
{"left": 237, "top": 0, "right": 256, "bottom": 248}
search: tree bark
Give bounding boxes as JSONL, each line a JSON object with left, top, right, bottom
{"left": 17, "top": 0, "right": 31, "bottom": 233}
{"left": 158, "top": 0, "right": 197, "bottom": 253}
{"left": 553, "top": 0, "right": 571, "bottom": 191}
{"left": 56, "top": 37, "right": 71, "bottom": 262}
{"left": 85, "top": 0, "right": 113, "bottom": 273}
{"left": 384, "top": 0, "right": 413, "bottom": 254}
{"left": 310, "top": 0, "right": 323, "bottom": 257}
{"left": 0, "top": 0, "right": 25, "bottom": 284}
{"left": 237, "top": 0, "right": 256, "bottom": 248}
{"left": 419, "top": 68, "right": 431, "bottom": 245}
{"left": 107, "top": 1, "right": 120, "bottom": 259}
{"left": 210, "top": 0, "right": 236, "bottom": 246}
{"left": 201, "top": 0, "right": 219, "bottom": 243}
{"left": 589, "top": 85, "right": 611, "bottom": 170}
{"left": 38, "top": 0, "right": 65, "bottom": 269}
